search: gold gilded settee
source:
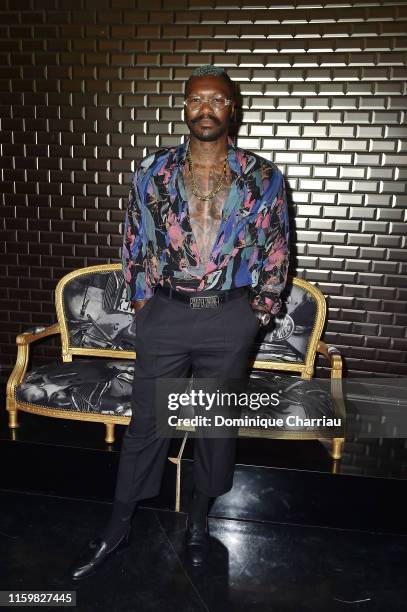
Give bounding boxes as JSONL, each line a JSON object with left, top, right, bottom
{"left": 6, "top": 263, "right": 345, "bottom": 511}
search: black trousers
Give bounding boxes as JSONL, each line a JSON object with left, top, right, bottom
{"left": 113, "top": 287, "right": 260, "bottom": 502}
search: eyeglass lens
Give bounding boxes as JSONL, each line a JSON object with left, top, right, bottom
{"left": 185, "top": 97, "right": 228, "bottom": 110}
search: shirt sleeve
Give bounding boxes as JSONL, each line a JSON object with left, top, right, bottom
{"left": 251, "top": 171, "right": 290, "bottom": 315}
{"left": 121, "top": 168, "right": 154, "bottom": 302}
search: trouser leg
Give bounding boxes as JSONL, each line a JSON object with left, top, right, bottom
{"left": 191, "top": 293, "right": 260, "bottom": 497}
{"left": 113, "top": 294, "right": 191, "bottom": 503}
{"left": 113, "top": 378, "right": 173, "bottom": 502}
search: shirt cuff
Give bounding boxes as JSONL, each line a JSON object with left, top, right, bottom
{"left": 251, "top": 293, "right": 282, "bottom": 316}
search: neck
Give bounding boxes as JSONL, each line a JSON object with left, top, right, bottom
{"left": 188, "top": 134, "right": 228, "bottom": 165}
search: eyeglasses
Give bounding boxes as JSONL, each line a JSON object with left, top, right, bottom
{"left": 183, "top": 96, "right": 232, "bottom": 112}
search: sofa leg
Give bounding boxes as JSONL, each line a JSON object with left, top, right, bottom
{"left": 176, "top": 432, "right": 189, "bottom": 512}
{"left": 168, "top": 432, "right": 189, "bottom": 512}
{"left": 331, "top": 437, "right": 344, "bottom": 460}
{"left": 105, "top": 423, "right": 115, "bottom": 444}
{"left": 8, "top": 409, "right": 19, "bottom": 429}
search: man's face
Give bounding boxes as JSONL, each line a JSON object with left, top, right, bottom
{"left": 184, "top": 75, "right": 235, "bottom": 142}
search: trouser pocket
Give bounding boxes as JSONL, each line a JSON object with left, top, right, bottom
{"left": 133, "top": 295, "right": 156, "bottom": 337}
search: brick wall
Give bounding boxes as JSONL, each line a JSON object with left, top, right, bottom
{"left": 1, "top": 0, "right": 406, "bottom": 376}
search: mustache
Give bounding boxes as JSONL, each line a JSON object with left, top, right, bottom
{"left": 190, "top": 114, "right": 222, "bottom": 126}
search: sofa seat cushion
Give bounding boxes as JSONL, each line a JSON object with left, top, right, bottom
{"left": 240, "top": 370, "right": 340, "bottom": 434}
{"left": 175, "top": 370, "right": 340, "bottom": 435}
{"left": 15, "top": 359, "right": 135, "bottom": 417}
{"left": 15, "top": 361, "right": 340, "bottom": 434}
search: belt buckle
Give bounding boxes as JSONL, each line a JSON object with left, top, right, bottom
{"left": 189, "top": 295, "right": 220, "bottom": 309}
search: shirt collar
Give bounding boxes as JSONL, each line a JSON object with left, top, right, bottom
{"left": 176, "top": 135, "right": 243, "bottom": 177}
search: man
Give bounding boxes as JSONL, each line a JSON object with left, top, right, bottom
{"left": 70, "top": 65, "right": 289, "bottom": 579}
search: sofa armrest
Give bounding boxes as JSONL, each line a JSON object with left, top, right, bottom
{"left": 17, "top": 322, "right": 60, "bottom": 346}
{"left": 7, "top": 323, "right": 61, "bottom": 407}
{"left": 316, "top": 341, "right": 346, "bottom": 425}
{"left": 316, "top": 341, "right": 343, "bottom": 380}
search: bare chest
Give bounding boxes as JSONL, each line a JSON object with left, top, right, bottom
{"left": 182, "top": 164, "right": 232, "bottom": 264}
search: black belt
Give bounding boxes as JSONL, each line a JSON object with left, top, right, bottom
{"left": 155, "top": 285, "right": 249, "bottom": 308}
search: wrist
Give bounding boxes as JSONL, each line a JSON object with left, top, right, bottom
{"left": 251, "top": 305, "right": 268, "bottom": 313}
{"left": 131, "top": 299, "right": 149, "bottom": 313}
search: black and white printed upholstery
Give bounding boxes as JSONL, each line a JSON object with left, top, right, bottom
{"left": 14, "top": 267, "right": 337, "bottom": 437}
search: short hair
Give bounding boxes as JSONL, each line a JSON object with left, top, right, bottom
{"left": 185, "top": 64, "right": 236, "bottom": 99}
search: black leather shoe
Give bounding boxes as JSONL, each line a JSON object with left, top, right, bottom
{"left": 185, "top": 516, "right": 210, "bottom": 566}
{"left": 69, "top": 527, "right": 131, "bottom": 581}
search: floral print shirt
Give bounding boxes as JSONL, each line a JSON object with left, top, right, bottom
{"left": 122, "top": 137, "right": 290, "bottom": 315}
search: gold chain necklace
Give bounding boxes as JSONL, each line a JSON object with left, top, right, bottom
{"left": 186, "top": 144, "right": 228, "bottom": 201}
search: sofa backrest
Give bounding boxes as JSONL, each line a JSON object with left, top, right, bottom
{"left": 56, "top": 264, "right": 136, "bottom": 361}
{"left": 56, "top": 265, "right": 325, "bottom": 377}
{"left": 249, "top": 277, "right": 326, "bottom": 379}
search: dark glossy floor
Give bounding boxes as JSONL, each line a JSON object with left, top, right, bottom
{"left": 1, "top": 489, "right": 407, "bottom": 612}
{"left": 1, "top": 376, "right": 407, "bottom": 611}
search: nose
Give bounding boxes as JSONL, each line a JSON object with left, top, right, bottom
{"left": 200, "top": 98, "right": 213, "bottom": 112}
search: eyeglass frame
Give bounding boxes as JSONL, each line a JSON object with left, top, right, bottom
{"left": 183, "top": 96, "right": 233, "bottom": 111}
